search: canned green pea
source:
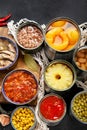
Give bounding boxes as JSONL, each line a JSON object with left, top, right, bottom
{"left": 70, "top": 91, "right": 87, "bottom": 124}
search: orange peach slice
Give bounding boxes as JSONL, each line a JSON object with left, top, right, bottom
{"left": 46, "top": 31, "right": 69, "bottom": 51}
{"left": 63, "top": 44, "right": 75, "bottom": 51}
{"left": 52, "top": 32, "right": 69, "bottom": 50}
{"left": 65, "top": 27, "right": 79, "bottom": 44}
{"left": 46, "top": 27, "right": 63, "bottom": 38}
{"left": 51, "top": 20, "right": 66, "bottom": 27}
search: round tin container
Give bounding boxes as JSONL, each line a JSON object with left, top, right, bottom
{"left": 44, "top": 60, "right": 76, "bottom": 93}
{"left": 38, "top": 93, "right": 67, "bottom": 126}
{"left": 73, "top": 45, "right": 87, "bottom": 82}
{"left": 11, "top": 106, "right": 36, "bottom": 130}
{"left": 2, "top": 69, "right": 38, "bottom": 105}
{"left": 70, "top": 91, "right": 87, "bottom": 124}
{"left": 14, "top": 19, "right": 44, "bottom": 53}
{"left": 44, "top": 17, "right": 81, "bottom": 61}
{"left": 0, "top": 36, "right": 19, "bottom": 72}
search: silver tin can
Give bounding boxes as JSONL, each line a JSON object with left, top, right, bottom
{"left": 44, "top": 17, "right": 81, "bottom": 61}
{"left": 38, "top": 93, "right": 67, "bottom": 126}
{"left": 73, "top": 45, "right": 87, "bottom": 82}
{"left": 44, "top": 60, "right": 76, "bottom": 94}
{"left": 70, "top": 91, "right": 87, "bottom": 124}
{"left": 8, "top": 18, "right": 44, "bottom": 54}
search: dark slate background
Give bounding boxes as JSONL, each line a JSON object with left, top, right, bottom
{"left": 0, "top": 0, "right": 87, "bottom": 130}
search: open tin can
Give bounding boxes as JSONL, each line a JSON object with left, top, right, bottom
{"left": 70, "top": 91, "right": 87, "bottom": 124}
{"left": 73, "top": 45, "right": 87, "bottom": 82}
{"left": 44, "top": 17, "right": 81, "bottom": 61}
{"left": 44, "top": 60, "right": 76, "bottom": 95}
{"left": 8, "top": 18, "right": 44, "bottom": 53}
{"left": 38, "top": 93, "right": 67, "bottom": 126}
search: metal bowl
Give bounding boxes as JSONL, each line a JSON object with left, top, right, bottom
{"left": 0, "top": 36, "right": 19, "bottom": 72}
{"left": 11, "top": 106, "right": 36, "bottom": 130}
{"left": 44, "top": 60, "right": 76, "bottom": 92}
{"left": 14, "top": 19, "right": 44, "bottom": 53}
{"left": 38, "top": 93, "right": 67, "bottom": 126}
{"left": 2, "top": 69, "right": 38, "bottom": 105}
{"left": 70, "top": 91, "right": 87, "bottom": 124}
{"left": 44, "top": 17, "right": 81, "bottom": 61}
{"left": 73, "top": 45, "right": 87, "bottom": 82}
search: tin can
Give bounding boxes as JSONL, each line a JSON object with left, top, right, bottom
{"left": 44, "top": 17, "right": 81, "bottom": 61}
{"left": 8, "top": 18, "right": 44, "bottom": 53}
{"left": 38, "top": 93, "right": 67, "bottom": 126}
{"left": 73, "top": 45, "right": 87, "bottom": 82}
{"left": 44, "top": 60, "right": 76, "bottom": 95}
{"left": 70, "top": 91, "right": 87, "bottom": 124}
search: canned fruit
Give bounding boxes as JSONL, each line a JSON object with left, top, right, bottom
{"left": 71, "top": 92, "right": 87, "bottom": 124}
{"left": 46, "top": 29, "right": 69, "bottom": 50}
{"left": 46, "top": 27, "right": 63, "bottom": 38}
{"left": 65, "top": 27, "right": 79, "bottom": 45}
{"left": 75, "top": 48, "right": 87, "bottom": 71}
{"left": 17, "top": 25, "right": 43, "bottom": 49}
{"left": 45, "top": 19, "right": 80, "bottom": 51}
{"left": 51, "top": 21, "right": 66, "bottom": 27}
{"left": 11, "top": 107, "right": 35, "bottom": 130}
{"left": 45, "top": 61, "right": 74, "bottom": 91}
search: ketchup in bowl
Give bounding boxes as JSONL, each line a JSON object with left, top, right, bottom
{"left": 39, "top": 93, "right": 66, "bottom": 126}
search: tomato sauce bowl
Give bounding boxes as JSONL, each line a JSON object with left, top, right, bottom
{"left": 2, "top": 69, "right": 38, "bottom": 105}
{"left": 38, "top": 93, "right": 66, "bottom": 126}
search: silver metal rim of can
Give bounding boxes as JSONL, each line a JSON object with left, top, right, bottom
{"left": 70, "top": 90, "right": 87, "bottom": 124}
{"left": 44, "top": 60, "right": 77, "bottom": 92}
{"left": 44, "top": 17, "right": 81, "bottom": 53}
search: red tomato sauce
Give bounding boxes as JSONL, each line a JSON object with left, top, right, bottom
{"left": 4, "top": 71, "right": 37, "bottom": 103}
{"left": 40, "top": 95, "right": 65, "bottom": 120}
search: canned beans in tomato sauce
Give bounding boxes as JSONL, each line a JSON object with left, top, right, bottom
{"left": 3, "top": 70, "right": 38, "bottom": 104}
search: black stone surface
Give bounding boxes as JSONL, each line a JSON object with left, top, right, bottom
{"left": 0, "top": 0, "right": 87, "bottom": 129}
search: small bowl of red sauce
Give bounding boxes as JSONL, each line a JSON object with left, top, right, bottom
{"left": 2, "top": 69, "right": 38, "bottom": 105}
{"left": 38, "top": 93, "right": 66, "bottom": 126}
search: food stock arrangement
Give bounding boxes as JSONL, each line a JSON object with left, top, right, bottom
{"left": 0, "top": 14, "right": 87, "bottom": 130}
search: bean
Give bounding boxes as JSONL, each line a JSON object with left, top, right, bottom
{"left": 75, "top": 61, "right": 81, "bottom": 67}
{"left": 80, "top": 63, "right": 87, "bottom": 70}
{"left": 86, "top": 54, "right": 87, "bottom": 58}
{"left": 78, "top": 57, "right": 86, "bottom": 63}
{"left": 75, "top": 49, "right": 87, "bottom": 71}
{"left": 85, "top": 62, "right": 87, "bottom": 67}
{"left": 77, "top": 51, "right": 85, "bottom": 58}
